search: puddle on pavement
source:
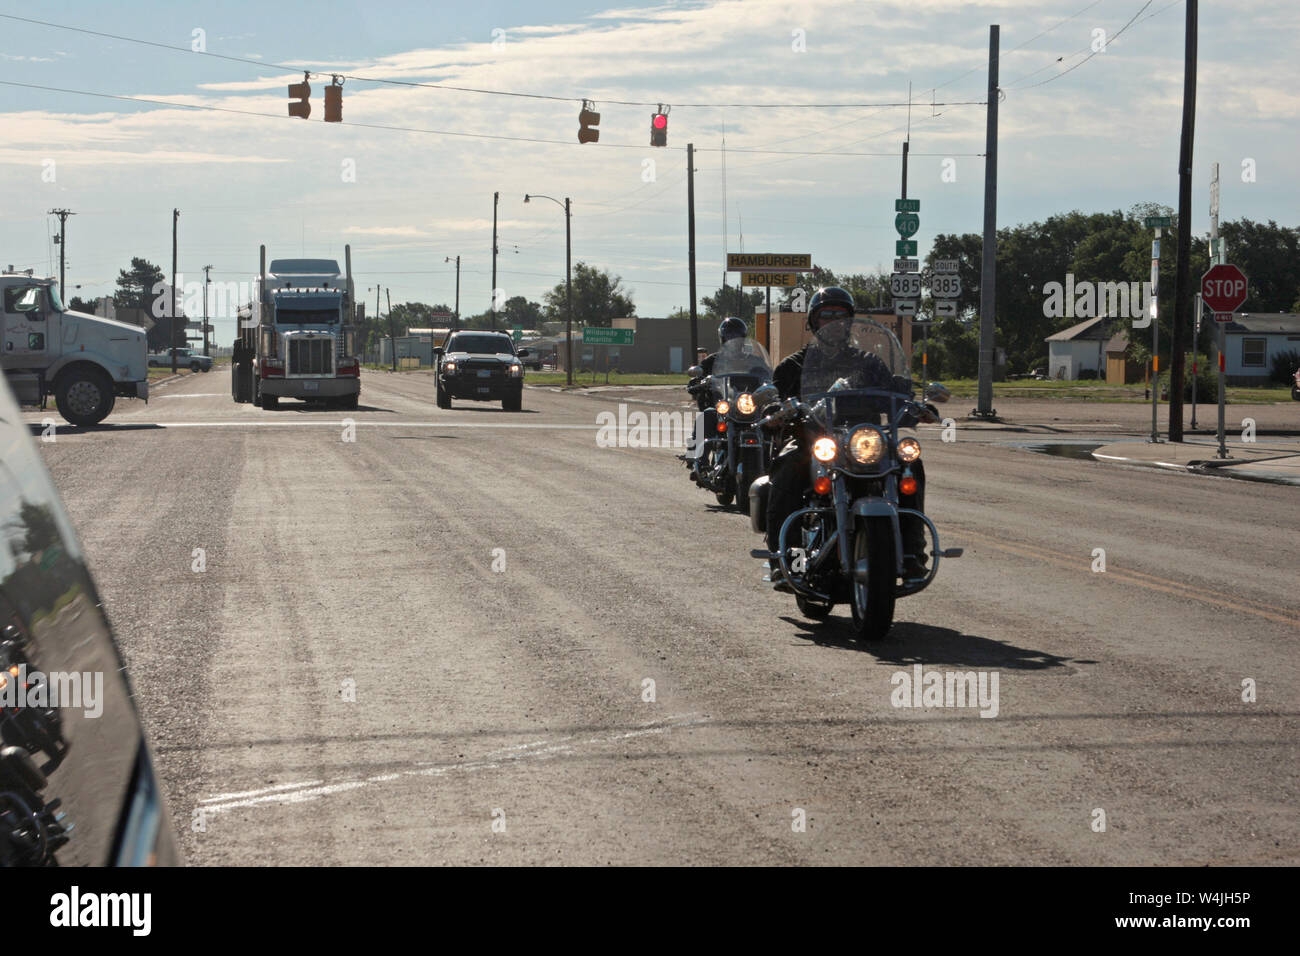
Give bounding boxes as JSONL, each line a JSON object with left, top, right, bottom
{"left": 1008, "top": 441, "right": 1104, "bottom": 461}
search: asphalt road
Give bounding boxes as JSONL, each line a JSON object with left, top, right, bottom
{"left": 26, "top": 368, "right": 1299, "bottom": 865}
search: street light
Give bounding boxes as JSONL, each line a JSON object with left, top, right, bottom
{"left": 523, "top": 193, "right": 573, "bottom": 386}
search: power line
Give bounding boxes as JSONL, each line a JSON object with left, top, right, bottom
{"left": 1004, "top": 0, "right": 1160, "bottom": 92}
{"left": 0, "top": 13, "right": 983, "bottom": 110}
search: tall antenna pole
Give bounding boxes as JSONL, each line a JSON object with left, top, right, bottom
{"left": 687, "top": 143, "right": 699, "bottom": 362}
{"left": 491, "top": 191, "right": 500, "bottom": 330}
{"left": 720, "top": 121, "right": 728, "bottom": 295}
{"left": 171, "top": 208, "right": 180, "bottom": 374}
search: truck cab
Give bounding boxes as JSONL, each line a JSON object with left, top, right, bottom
{"left": 1, "top": 271, "right": 148, "bottom": 426}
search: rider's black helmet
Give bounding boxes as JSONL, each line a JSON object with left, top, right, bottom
{"left": 717, "top": 316, "right": 747, "bottom": 344}
{"left": 807, "top": 286, "right": 856, "bottom": 330}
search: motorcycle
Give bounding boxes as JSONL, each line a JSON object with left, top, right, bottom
{"left": 684, "top": 338, "right": 776, "bottom": 512}
{"left": 1291, "top": 367, "right": 1299, "bottom": 401}
{"left": 0, "top": 624, "right": 68, "bottom": 767}
{"left": 746, "top": 317, "right": 961, "bottom": 640}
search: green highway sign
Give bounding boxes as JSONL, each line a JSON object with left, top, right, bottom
{"left": 582, "top": 327, "right": 634, "bottom": 345}
{"left": 895, "top": 198, "right": 920, "bottom": 212}
{"left": 895, "top": 240, "right": 918, "bottom": 256}
{"left": 512, "top": 325, "right": 523, "bottom": 342}
{"left": 895, "top": 213, "right": 920, "bottom": 238}
{"left": 1144, "top": 216, "right": 1172, "bottom": 228}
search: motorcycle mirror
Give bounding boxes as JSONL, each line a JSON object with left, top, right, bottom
{"left": 687, "top": 365, "right": 703, "bottom": 378}
{"left": 924, "top": 382, "right": 951, "bottom": 403}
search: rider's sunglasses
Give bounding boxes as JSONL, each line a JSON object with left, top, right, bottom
{"left": 812, "top": 306, "right": 851, "bottom": 323}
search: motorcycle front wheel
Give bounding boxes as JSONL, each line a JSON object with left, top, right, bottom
{"left": 850, "top": 517, "right": 896, "bottom": 641}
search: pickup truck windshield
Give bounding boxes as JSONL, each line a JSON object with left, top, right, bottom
{"left": 276, "top": 308, "right": 338, "bottom": 324}
{"left": 448, "top": 335, "right": 514, "bottom": 355}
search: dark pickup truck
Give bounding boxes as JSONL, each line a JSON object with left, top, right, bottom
{"left": 435, "top": 330, "right": 524, "bottom": 411}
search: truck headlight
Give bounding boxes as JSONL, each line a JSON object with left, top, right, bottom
{"left": 848, "top": 427, "right": 884, "bottom": 465}
{"left": 509, "top": 363, "right": 523, "bottom": 376}
{"left": 444, "top": 360, "right": 457, "bottom": 373}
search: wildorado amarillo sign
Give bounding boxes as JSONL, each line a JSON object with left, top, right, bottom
{"left": 726, "top": 253, "right": 812, "bottom": 271}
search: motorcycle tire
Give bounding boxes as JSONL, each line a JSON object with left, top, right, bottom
{"left": 715, "top": 488, "right": 735, "bottom": 507}
{"left": 1292, "top": 386, "right": 1300, "bottom": 401}
{"left": 795, "top": 594, "right": 833, "bottom": 619}
{"left": 849, "top": 517, "right": 896, "bottom": 641}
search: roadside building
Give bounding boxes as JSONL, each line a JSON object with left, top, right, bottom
{"left": 1211, "top": 313, "right": 1300, "bottom": 385}
{"left": 1045, "top": 316, "right": 1116, "bottom": 380}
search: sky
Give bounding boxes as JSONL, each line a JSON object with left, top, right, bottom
{"left": 1, "top": 0, "right": 1296, "bottom": 345}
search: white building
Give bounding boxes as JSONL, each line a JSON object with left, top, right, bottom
{"left": 1044, "top": 316, "right": 1114, "bottom": 380}
{"left": 1212, "top": 313, "right": 1300, "bottom": 384}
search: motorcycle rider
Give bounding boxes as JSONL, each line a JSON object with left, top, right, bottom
{"left": 688, "top": 317, "right": 749, "bottom": 410}
{"left": 764, "top": 287, "right": 928, "bottom": 587}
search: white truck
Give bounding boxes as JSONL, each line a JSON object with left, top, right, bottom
{"left": 1, "top": 268, "right": 148, "bottom": 426}
{"left": 231, "top": 247, "right": 360, "bottom": 410}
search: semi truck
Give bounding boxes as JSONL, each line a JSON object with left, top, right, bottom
{"left": 1, "top": 268, "right": 148, "bottom": 426}
{"left": 231, "top": 246, "right": 360, "bottom": 410}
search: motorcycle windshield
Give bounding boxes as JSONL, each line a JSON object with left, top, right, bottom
{"left": 800, "top": 317, "right": 912, "bottom": 424}
{"left": 711, "top": 337, "right": 773, "bottom": 397}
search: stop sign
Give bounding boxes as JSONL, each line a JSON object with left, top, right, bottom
{"left": 1201, "top": 264, "right": 1248, "bottom": 314}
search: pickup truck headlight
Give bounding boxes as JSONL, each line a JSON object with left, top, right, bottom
{"left": 444, "top": 360, "right": 457, "bottom": 373}
{"left": 509, "top": 363, "right": 523, "bottom": 377}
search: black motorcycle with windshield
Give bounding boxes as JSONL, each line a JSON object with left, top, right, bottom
{"left": 747, "top": 317, "right": 961, "bottom": 640}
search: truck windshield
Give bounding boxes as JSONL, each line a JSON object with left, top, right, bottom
{"left": 276, "top": 309, "right": 338, "bottom": 324}
{"left": 448, "top": 335, "right": 514, "bottom": 354}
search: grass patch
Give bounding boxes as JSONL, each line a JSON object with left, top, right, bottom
{"left": 929, "top": 378, "right": 1292, "bottom": 404}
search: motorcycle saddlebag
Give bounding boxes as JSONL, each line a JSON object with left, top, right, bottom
{"left": 748, "top": 475, "right": 771, "bottom": 535}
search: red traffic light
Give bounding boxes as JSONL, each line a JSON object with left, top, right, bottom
{"left": 288, "top": 76, "right": 311, "bottom": 119}
{"left": 650, "top": 110, "right": 668, "bottom": 147}
{"left": 324, "top": 83, "right": 342, "bottom": 123}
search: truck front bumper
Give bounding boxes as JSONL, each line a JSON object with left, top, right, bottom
{"left": 261, "top": 377, "right": 360, "bottom": 399}
{"left": 116, "top": 380, "right": 149, "bottom": 401}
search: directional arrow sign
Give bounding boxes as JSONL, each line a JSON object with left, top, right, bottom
{"left": 935, "top": 300, "right": 958, "bottom": 317}
{"left": 896, "top": 240, "right": 917, "bottom": 256}
{"left": 893, "top": 299, "right": 918, "bottom": 317}
{"left": 895, "top": 213, "right": 920, "bottom": 238}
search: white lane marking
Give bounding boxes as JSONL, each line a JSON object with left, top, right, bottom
{"left": 157, "top": 393, "right": 228, "bottom": 398}
{"left": 199, "top": 715, "right": 706, "bottom": 816}
{"left": 114, "top": 421, "right": 598, "bottom": 429}
{"left": 199, "top": 780, "right": 325, "bottom": 803}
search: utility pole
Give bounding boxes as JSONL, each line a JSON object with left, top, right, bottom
{"left": 687, "top": 142, "right": 698, "bottom": 364}
{"left": 975, "top": 25, "right": 999, "bottom": 419}
{"left": 1168, "top": 0, "right": 1198, "bottom": 443}
{"left": 446, "top": 255, "right": 460, "bottom": 331}
{"left": 388, "top": 288, "right": 396, "bottom": 371}
{"left": 48, "top": 208, "right": 73, "bottom": 300}
{"left": 491, "top": 191, "right": 499, "bottom": 330}
{"left": 564, "top": 197, "right": 573, "bottom": 387}
{"left": 171, "top": 208, "right": 180, "bottom": 374}
{"left": 202, "top": 264, "right": 212, "bottom": 357}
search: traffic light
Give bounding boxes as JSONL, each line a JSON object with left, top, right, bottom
{"left": 650, "top": 105, "right": 669, "bottom": 147}
{"left": 288, "top": 73, "right": 311, "bottom": 119}
{"left": 578, "top": 99, "right": 600, "bottom": 144}
{"left": 324, "top": 76, "right": 343, "bottom": 123}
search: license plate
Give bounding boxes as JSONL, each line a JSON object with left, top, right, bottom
{"left": 477, "top": 370, "right": 492, "bottom": 378}
{"left": 303, "top": 381, "right": 319, "bottom": 391}
{"left": 477, "top": 387, "right": 490, "bottom": 394}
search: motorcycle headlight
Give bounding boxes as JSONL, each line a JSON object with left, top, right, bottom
{"left": 848, "top": 427, "right": 884, "bottom": 466}
{"left": 898, "top": 437, "right": 921, "bottom": 462}
{"left": 736, "top": 393, "right": 756, "bottom": 416}
{"left": 715, "top": 400, "right": 730, "bottom": 415}
{"left": 444, "top": 360, "right": 457, "bottom": 372}
{"left": 812, "top": 437, "right": 838, "bottom": 463}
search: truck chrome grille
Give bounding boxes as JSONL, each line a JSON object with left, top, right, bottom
{"left": 288, "top": 337, "right": 334, "bottom": 376}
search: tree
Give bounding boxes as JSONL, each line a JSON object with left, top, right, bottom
{"left": 67, "top": 296, "right": 96, "bottom": 313}
{"left": 701, "top": 284, "right": 764, "bottom": 321}
{"left": 543, "top": 262, "right": 634, "bottom": 327}
{"left": 1217, "top": 219, "right": 1300, "bottom": 313}
{"left": 114, "top": 257, "right": 164, "bottom": 311}
{"left": 500, "top": 295, "right": 544, "bottom": 328}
